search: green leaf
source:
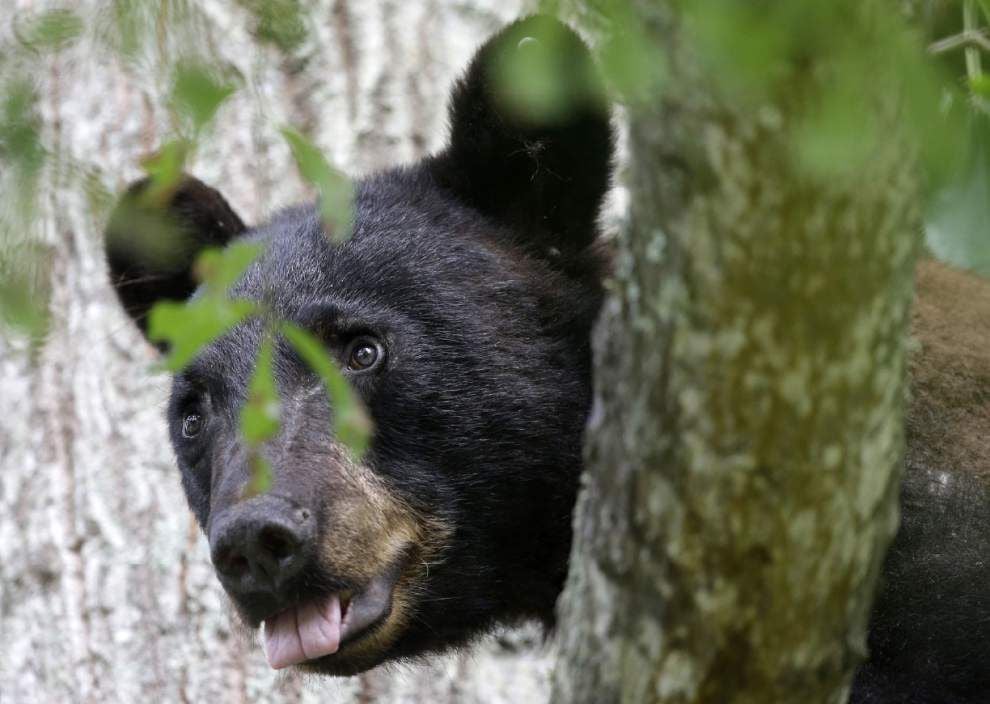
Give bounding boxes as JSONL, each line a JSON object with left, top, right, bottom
{"left": 280, "top": 126, "right": 354, "bottom": 241}
{"left": 139, "top": 139, "right": 190, "bottom": 206}
{"left": 281, "top": 322, "right": 373, "bottom": 457}
{"left": 926, "top": 113, "right": 990, "bottom": 277}
{"left": 595, "top": 2, "right": 667, "bottom": 104}
{"left": 15, "top": 9, "right": 84, "bottom": 53}
{"left": 244, "top": 454, "right": 273, "bottom": 498}
{"left": 146, "top": 244, "right": 263, "bottom": 371}
{"left": 235, "top": 0, "right": 308, "bottom": 53}
{"left": 194, "top": 241, "right": 264, "bottom": 293}
{"left": 970, "top": 74, "right": 990, "bottom": 102}
{"left": 0, "top": 245, "right": 51, "bottom": 342}
{"left": 0, "top": 80, "right": 45, "bottom": 213}
{"left": 106, "top": 0, "right": 152, "bottom": 61}
{"left": 148, "top": 297, "right": 256, "bottom": 371}
{"left": 240, "top": 336, "right": 281, "bottom": 445}
{"left": 171, "top": 62, "right": 237, "bottom": 132}
{"left": 489, "top": 16, "right": 609, "bottom": 122}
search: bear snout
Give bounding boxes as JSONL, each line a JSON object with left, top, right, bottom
{"left": 209, "top": 495, "right": 316, "bottom": 614}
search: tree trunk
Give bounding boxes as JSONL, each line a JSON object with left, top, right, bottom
{"left": 553, "top": 3, "right": 920, "bottom": 703}
{"left": 0, "top": 2, "right": 555, "bottom": 702}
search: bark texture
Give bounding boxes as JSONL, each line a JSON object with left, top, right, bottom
{"left": 0, "top": 2, "right": 560, "bottom": 703}
{"left": 553, "top": 3, "right": 920, "bottom": 703}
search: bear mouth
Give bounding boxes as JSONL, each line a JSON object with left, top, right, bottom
{"left": 261, "top": 571, "right": 396, "bottom": 670}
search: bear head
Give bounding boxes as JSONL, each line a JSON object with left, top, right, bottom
{"left": 104, "top": 15, "right": 613, "bottom": 675}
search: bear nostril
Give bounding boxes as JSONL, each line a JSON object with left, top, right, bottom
{"left": 258, "top": 525, "right": 298, "bottom": 565}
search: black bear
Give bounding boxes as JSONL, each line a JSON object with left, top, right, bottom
{"left": 106, "top": 16, "right": 611, "bottom": 677}
{"left": 104, "top": 14, "right": 990, "bottom": 702}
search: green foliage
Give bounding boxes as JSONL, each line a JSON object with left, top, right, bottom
{"left": 0, "top": 245, "right": 51, "bottom": 341}
{"left": 148, "top": 297, "right": 256, "bottom": 372}
{"left": 594, "top": 3, "right": 666, "bottom": 103}
{"left": 240, "top": 336, "right": 280, "bottom": 495}
{"left": 0, "top": 79, "right": 45, "bottom": 214}
{"left": 139, "top": 139, "right": 191, "bottom": 205}
{"left": 241, "top": 337, "right": 281, "bottom": 444}
{"left": 927, "top": 113, "right": 990, "bottom": 275}
{"left": 491, "top": 19, "right": 603, "bottom": 122}
{"left": 281, "top": 322, "right": 373, "bottom": 458}
{"left": 171, "top": 62, "right": 237, "bottom": 134}
{"left": 195, "top": 241, "right": 264, "bottom": 294}
{"left": 147, "top": 242, "right": 262, "bottom": 371}
{"left": 14, "top": 9, "right": 85, "bottom": 53}
{"left": 281, "top": 127, "right": 354, "bottom": 241}
{"left": 104, "top": 0, "right": 154, "bottom": 61}
{"left": 235, "top": 0, "right": 308, "bottom": 53}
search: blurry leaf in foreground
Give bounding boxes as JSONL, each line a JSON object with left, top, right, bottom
{"left": 245, "top": 455, "right": 274, "bottom": 497}
{"left": 147, "top": 243, "right": 263, "bottom": 371}
{"left": 104, "top": 197, "right": 189, "bottom": 270}
{"left": 139, "top": 139, "right": 190, "bottom": 206}
{"left": 241, "top": 336, "right": 281, "bottom": 445}
{"left": 281, "top": 322, "right": 372, "bottom": 457}
{"left": 682, "top": 0, "right": 793, "bottom": 101}
{"left": 0, "top": 244, "right": 52, "bottom": 342}
{"left": 281, "top": 127, "right": 354, "bottom": 241}
{"left": 595, "top": 2, "right": 667, "bottom": 104}
{"left": 791, "top": 68, "right": 879, "bottom": 184}
{"left": 235, "top": 0, "right": 308, "bottom": 53}
{"left": 194, "top": 241, "right": 264, "bottom": 294}
{"left": 240, "top": 336, "right": 281, "bottom": 496}
{"left": 490, "top": 16, "right": 606, "bottom": 123}
{"left": 926, "top": 113, "right": 990, "bottom": 277}
{"left": 103, "top": 0, "right": 154, "bottom": 61}
{"left": 0, "top": 79, "right": 45, "bottom": 213}
{"left": 148, "top": 296, "right": 256, "bottom": 371}
{"left": 14, "top": 9, "right": 84, "bottom": 53}
{"left": 171, "top": 62, "right": 237, "bottom": 133}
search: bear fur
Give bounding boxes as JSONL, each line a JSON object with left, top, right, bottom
{"left": 104, "top": 13, "right": 990, "bottom": 701}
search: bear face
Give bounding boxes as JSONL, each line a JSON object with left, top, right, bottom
{"left": 104, "top": 16, "right": 613, "bottom": 676}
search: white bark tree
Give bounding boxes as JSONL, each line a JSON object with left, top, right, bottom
{"left": 0, "top": 2, "right": 561, "bottom": 702}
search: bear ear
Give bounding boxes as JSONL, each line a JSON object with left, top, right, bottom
{"left": 433, "top": 15, "right": 614, "bottom": 257}
{"left": 105, "top": 175, "right": 246, "bottom": 337}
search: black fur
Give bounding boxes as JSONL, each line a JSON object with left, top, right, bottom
{"left": 106, "top": 16, "right": 612, "bottom": 670}
{"left": 431, "top": 14, "right": 612, "bottom": 260}
{"left": 850, "top": 465, "right": 990, "bottom": 703}
{"left": 103, "top": 13, "right": 989, "bottom": 696}
{"left": 105, "top": 175, "right": 246, "bottom": 333}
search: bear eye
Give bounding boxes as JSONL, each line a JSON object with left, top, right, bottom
{"left": 345, "top": 336, "right": 384, "bottom": 372}
{"left": 182, "top": 412, "right": 203, "bottom": 439}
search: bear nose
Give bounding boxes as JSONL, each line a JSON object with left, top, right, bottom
{"left": 209, "top": 497, "right": 315, "bottom": 600}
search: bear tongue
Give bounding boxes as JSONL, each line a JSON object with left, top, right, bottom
{"left": 263, "top": 594, "right": 342, "bottom": 669}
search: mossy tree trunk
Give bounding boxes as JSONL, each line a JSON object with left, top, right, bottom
{"left": 553, "top": 3, "right": 921, "bottom": 703}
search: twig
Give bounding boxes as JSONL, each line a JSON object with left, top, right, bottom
{"left": 929, "top": 29, "right": 990, "bottom": 55}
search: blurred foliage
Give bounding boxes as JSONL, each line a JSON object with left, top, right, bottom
{"left": 550, "top": 0, "right": 987, "bottom": 274}
{"left": 282, "top": 323, "right": 373, "bottom": 458}
{"left": 147, "top": 242, "right": 262, "bottom": 371}
{"left": 13, "top": 8, "right": 84, "bottom": 53}
{"left": 170, "top": 62, "right": 238, "bottom": 134}
{"left": 235, "top": 0, "right": 308, "bottom": 53}
{"left": 0, "top": 0, "right": 986, "bottom": 488}
{"left": 241, "top": 336, "right": 280, "bottom": 496}
{"left": 281, "top": 126, "right": 355, "bottom": 241}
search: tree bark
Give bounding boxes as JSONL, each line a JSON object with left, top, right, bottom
{"left": 0, "top": 2, "right": 556, "bottom": 702}
{"left": 553, "top": 3, "right": 920, "bottom": 703}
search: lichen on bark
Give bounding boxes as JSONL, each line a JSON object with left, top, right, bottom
{"left": 553, "top": 2, "right": 921, "bottom": 702}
